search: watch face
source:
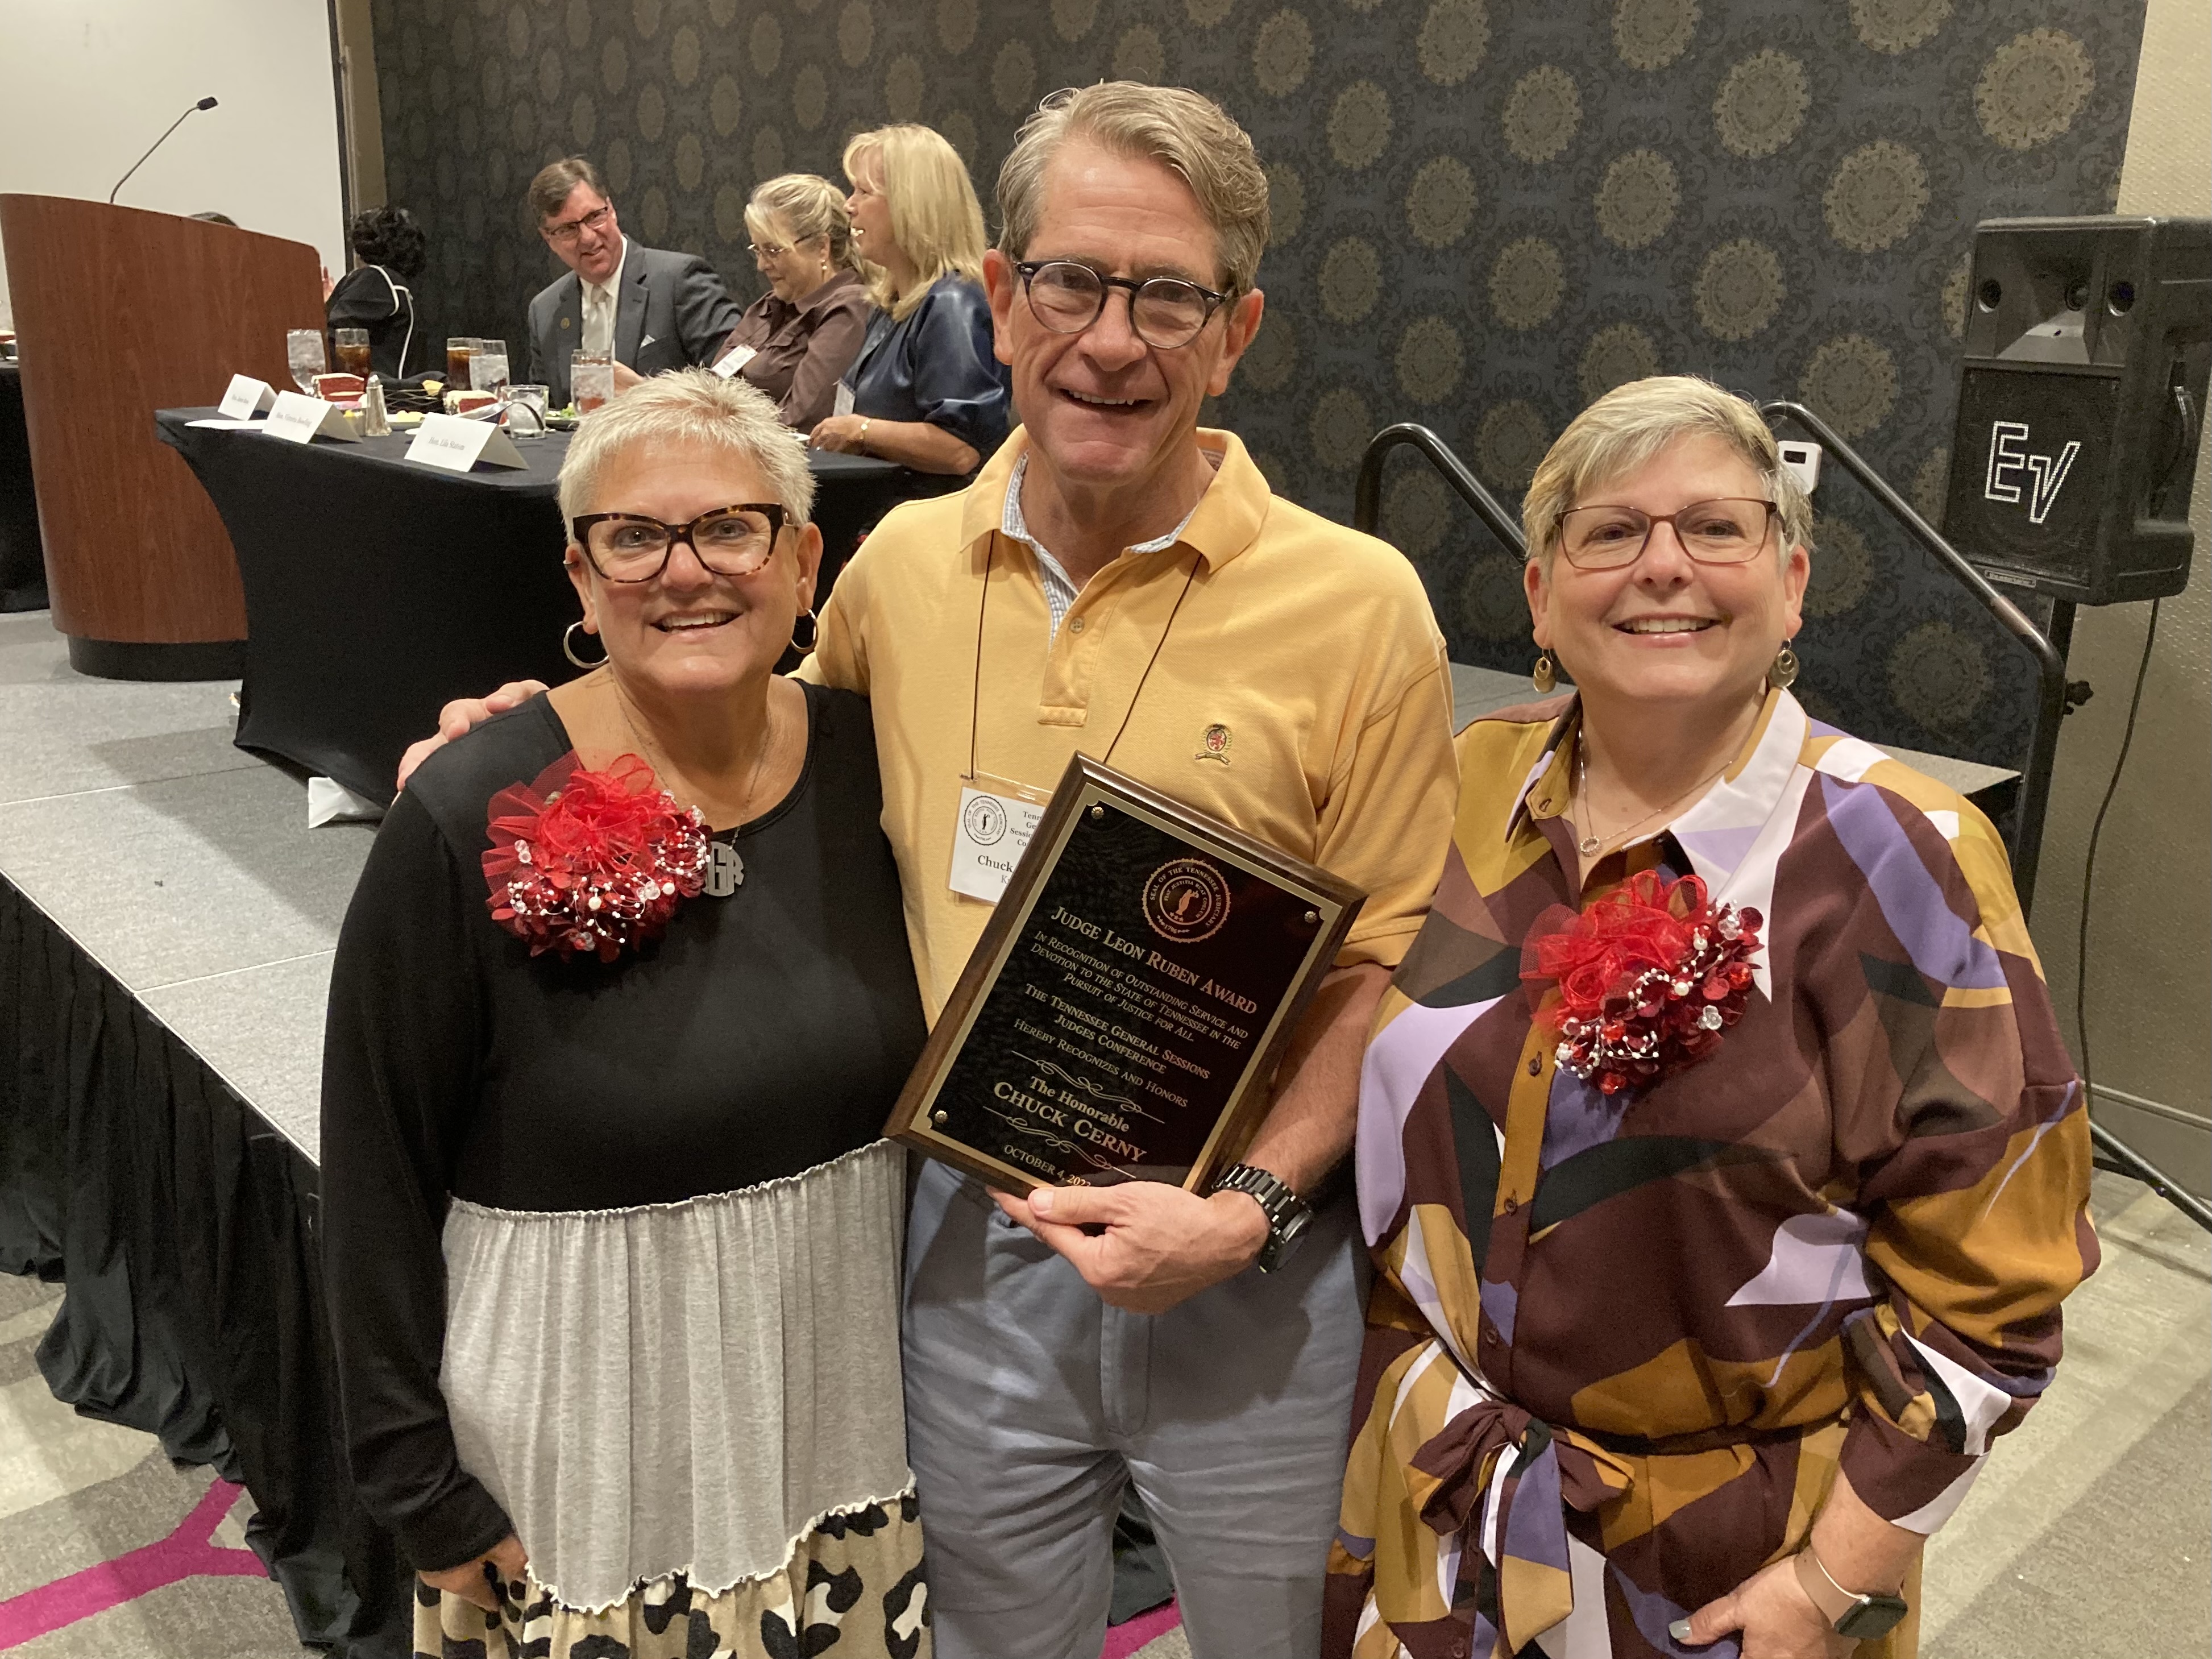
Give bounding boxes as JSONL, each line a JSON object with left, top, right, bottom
{"left": 1836, "top": 1594, "right": 1909, "bottom": 1640}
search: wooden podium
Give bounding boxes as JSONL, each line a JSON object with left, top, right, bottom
{"left": 0, "top": 197, "right": 322, "bottom": 678}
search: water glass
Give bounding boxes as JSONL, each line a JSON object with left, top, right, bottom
{"left": 285, "top": 329, "right": 327, "bottom": 394}
{"left": 505, "top": 383, "right": 551, "bottom": 438}
{"left": 571, "top": 350, "right": 615, "bottom": 414}
{"left": 471, "top": 338, "right": 511, "bottom": 394}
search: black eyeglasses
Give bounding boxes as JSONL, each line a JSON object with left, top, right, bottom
{"left": 544, "top": 204, "right": 613, "bottom": 246}
{"left": 1014, "top": 259, "right": 1232, "bottom": 350}
{"left": 570, "top": 504, "right": 788, "bottom": 583}
{"left": 1554, "top": 498, "right": 1779, "bottom": 570}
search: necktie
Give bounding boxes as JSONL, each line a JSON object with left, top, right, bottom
{"left": 583, "top": 283, "right": 613, "bottom": 357}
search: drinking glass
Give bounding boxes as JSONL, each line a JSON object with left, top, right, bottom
{"left": 471, "top": 338, "right": 511, "bottom": 394}
{"left": 286, "top": 329, "right": 327, "bottom": 394}
{"left": 505, "top": 383, "right": 551, "bottom": 438}
{"left": 571, "top": 350, "right": 615, "bottom": 414}
{"left": 333, "top": 327, "right": 371, "bottom": 377}
{"left": 446, "top": 335, "right": 476, "bottom": 388}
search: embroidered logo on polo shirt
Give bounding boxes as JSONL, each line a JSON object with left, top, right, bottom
{"left": 1196, "top": 723, "right": 1232, "bottom": 764}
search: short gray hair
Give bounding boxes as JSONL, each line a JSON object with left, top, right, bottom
{"left": 558, "top": 370, "right": 815, "bottom": 527}
{"left": 996, "top": 83, "right": 1269, "bottom": 295}
{"left": 1521, "top": 375, "right": 1815, "bottom": 569}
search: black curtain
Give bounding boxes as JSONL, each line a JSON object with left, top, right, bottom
{"left": 0, "top": 872, "right": 408, "bottom": 1656}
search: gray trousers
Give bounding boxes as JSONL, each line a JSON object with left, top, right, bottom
{"left": 901, "top": 1160, "right": 1367, "bottom": 1659}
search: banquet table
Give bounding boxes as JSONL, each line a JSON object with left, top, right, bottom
{"left": 0, "top": 362, "right": 47, "bottom": 612}
{"left": 155, "top": 408, "right": 909, "bottom": 804}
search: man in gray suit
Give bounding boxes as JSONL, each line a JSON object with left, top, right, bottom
{"left": 523, "top": 157, "right": 742, "bottom": 407}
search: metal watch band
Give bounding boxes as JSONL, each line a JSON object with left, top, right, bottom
{"left": 1209, "top": 1163, "right": 1311, "bottom": 1272}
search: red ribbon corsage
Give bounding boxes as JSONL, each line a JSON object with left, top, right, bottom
{"left": 481, "top": 754, "right": 709, "bottom": 962}
{"left": 1520, "top": 869, "right": 1763, "bottom": 1096}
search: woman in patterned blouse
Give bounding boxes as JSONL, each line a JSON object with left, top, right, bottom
{"left": 1328, "top": 378, "right": 2095, "bottom": 1659}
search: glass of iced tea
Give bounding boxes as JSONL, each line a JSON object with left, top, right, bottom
{"left": 333, "top": 328, "right": 371, "bottom": 377}
{"left": 446, "top": 335, "right": 476, "bottom": 388}
{"left": 571, "top": 349, "right": 615, "bottom": 414}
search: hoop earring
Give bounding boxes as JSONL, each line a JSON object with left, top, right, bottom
{"left": 1767, "top": 641, "right": 1800, "bottom": 689}
{"left": 790, "top": 608, "right": 819, "bottom": 654}
{"left": 1532, "top": 651, "right": 1557, "bottom": 694}
{"left": 563, "top": 620, "right": 607, "bottom": 668}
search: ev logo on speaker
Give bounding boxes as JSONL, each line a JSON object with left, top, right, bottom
{"left": 1983, "top": 421, "right": 2081, "bottom": 526}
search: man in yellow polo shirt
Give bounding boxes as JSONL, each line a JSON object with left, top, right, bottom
{"left": 844, "top": 86, "right": 1454, "bottom": 1659}
{"left": 397, "top": 83, "right": 1455, "bottom": 1659}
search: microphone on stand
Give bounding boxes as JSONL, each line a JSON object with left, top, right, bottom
{"left": 109, "top": 97, "right": 220, "bottom": 205}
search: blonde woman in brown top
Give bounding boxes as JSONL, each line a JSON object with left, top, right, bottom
{"left": 715, "top": 174, "right": 873, "bottom": 430}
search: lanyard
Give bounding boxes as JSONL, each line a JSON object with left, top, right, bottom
{"left": 966, "top": 532, "right": 1202, "bottom": 782}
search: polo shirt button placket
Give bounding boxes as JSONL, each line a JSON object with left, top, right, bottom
{"left": 1068, "top": 616, "right": 1085, "bottom": 633}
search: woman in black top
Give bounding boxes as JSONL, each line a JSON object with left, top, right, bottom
{"left": 325, "top": 206, "right": 424, "bottom": 379}
{"left": 321, "top": 370, "right": 930, "bottom": 1659}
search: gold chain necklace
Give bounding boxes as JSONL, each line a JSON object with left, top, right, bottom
{"left": 1572, "top": 738, "right": 1728, "bottom": 860}
{"left": 608, "top": 673, "right": 778, "bottom": 897}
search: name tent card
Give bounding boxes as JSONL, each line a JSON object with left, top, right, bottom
{"left": 261, "top": 391, "right": 360, "bottom": 443}
{"left": 887, "top": 755, "right": 1364, "bottom": 1194}
{"left": 217, "top": 374, "right": 276, "bottom": 419}
{"left": 404, "top": 412, "right": 529, "bottom": 472}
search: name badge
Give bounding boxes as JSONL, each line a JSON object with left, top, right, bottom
{"left": 949, "top": 773, "right": 1051, "bottom": 904}
{"left": 261, "top": 390, "right": 360, "bottom": 443}
{"left": 833, "top": 381, "right": 857, "bottom": 418}
{"left": 711, "top": 342, "right": 757, "bottom": 378}
{"left": 403, "top": 411, "right": 529, "bottom": 472}
{"left": 218, "top": 374, "right": 276, "bottom": 419}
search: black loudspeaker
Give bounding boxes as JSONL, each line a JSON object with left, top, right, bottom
{"left": 1942, "top": 216, "right": 2210, "bottom": 605}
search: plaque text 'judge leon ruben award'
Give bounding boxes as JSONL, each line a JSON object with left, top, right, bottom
{"left": 888, "top": 755, "right": 1364, "bottom": 1192}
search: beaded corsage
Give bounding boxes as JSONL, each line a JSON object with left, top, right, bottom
{"left": 1520, "top": 869, "right": 1763, "bottom": 1096}
{"left": 482, "top": 754, "right": 708, "bottom": 962}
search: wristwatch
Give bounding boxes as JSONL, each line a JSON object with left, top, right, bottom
{"left": 1209, "top": 1164, "right": 1312, "bottom": 1272}
{"left": 1794, "top": 1544, "right": 1910, "bottom": 1641}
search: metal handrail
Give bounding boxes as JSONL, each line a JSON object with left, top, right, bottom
{"left": 1757, "top": 402, "right": 2068, "bottom": 907}
{"left": 1352, "top": 422, "right": 1527, "bottom": 553}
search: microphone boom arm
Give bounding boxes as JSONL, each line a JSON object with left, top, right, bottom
{"left": 109, "top": 97, "right": 218, "bottom": 206}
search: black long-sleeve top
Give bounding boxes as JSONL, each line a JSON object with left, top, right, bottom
{"left": 318, "top": 685, "right": 926, "bottom": 1570}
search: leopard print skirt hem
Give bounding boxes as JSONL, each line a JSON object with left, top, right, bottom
{"left": 413, "top": 1490, "right": 928, "bottom": 1659}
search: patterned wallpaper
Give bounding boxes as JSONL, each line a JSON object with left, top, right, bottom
{"left": 372, "top": 0, "right": 2146, "bottom": 766}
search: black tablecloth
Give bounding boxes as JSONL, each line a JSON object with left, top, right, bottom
{"left": 0, "top": 363, "right": 48, "bottom": 612}
{"left": 155, "top": 409, "right": 911, "bottom": 804}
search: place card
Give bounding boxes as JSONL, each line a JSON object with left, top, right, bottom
{"left": 261, "top": 391, "right": 360, "bottom": 443}
{"left": 217, "top": 374, "right": 276, "bottom": 419}
{"left": 403, "top": 411, "right": 529, "bottom": 472}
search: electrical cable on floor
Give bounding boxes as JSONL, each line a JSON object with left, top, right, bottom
{"left": 2075, "top": 596, "right": 2161, "bottom": 1163}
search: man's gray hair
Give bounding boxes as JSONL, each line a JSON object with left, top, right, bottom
{"left": 1521, "top": 376, "right": 1815, "bottom": 570}
{"left": 996, "top": 83, "right": 1270, "bottom": 295}
{"left": 557, "top": 370, "right": 815, "bottom": 527}
{"left": 529, "top": 156, "right": 605, "bottom": 225}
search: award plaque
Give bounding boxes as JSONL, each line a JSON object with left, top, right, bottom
{"left": 887, "top": 754, "right": 1365, "bottom": 1193}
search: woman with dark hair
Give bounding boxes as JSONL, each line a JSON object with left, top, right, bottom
{"left": 326, "top": 205, "right": 426, "bottom": 379}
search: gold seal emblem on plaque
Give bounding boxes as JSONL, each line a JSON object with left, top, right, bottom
{"left": 1142, "top": 857, "right": 1232, "bottom": 943}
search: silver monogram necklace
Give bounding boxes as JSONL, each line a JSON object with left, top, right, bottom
{"left": 611, "top": 675, "right": 777, "bottom": 898}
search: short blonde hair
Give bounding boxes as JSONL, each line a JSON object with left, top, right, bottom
{"left": 997, "top": 83, "right": 1269, "bottom": 295}
{"left": 1521, "top": 376, "right": 1814, "bottom": 569}
{"left": 842, "top": 125, "right": 987, "bottom": 319}
{"left": 744, "top": 173, "right": 858, "bottom": 273}
{"left": 558, "top": 369, "right": 814, "bottom": 527}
